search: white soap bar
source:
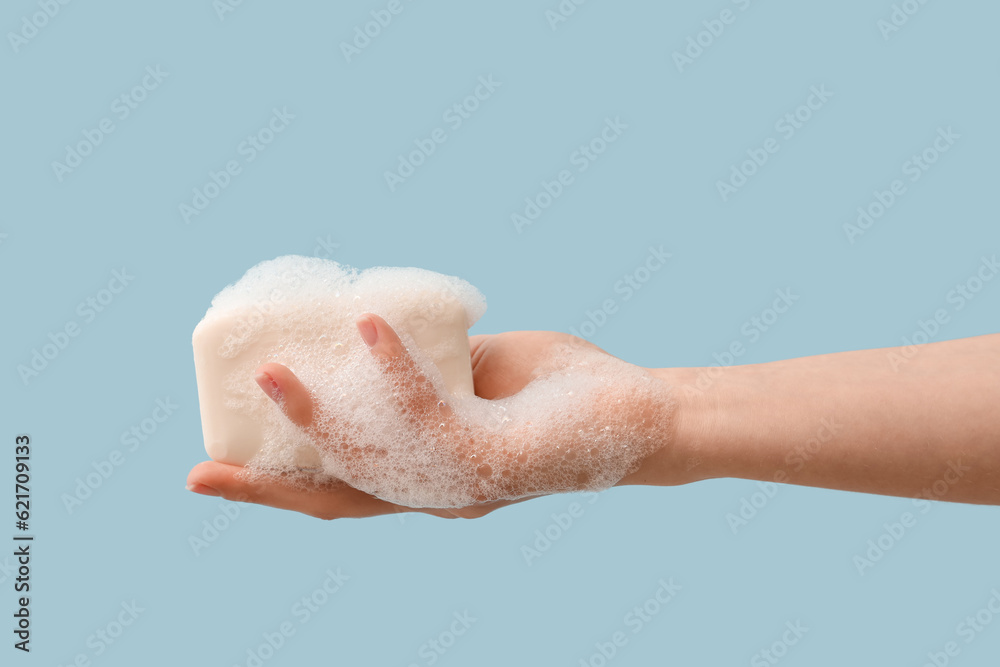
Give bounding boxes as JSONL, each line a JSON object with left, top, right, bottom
{"left": 192, "top": 257, "right": 485, "bottom": 466}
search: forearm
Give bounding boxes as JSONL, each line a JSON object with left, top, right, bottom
{"left": 625, "top": 334, "right": 1000, "bottom": 505}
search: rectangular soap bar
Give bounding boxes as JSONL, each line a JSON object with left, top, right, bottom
{"left": 191, "top": 257, "right": 486, "bottom": 466}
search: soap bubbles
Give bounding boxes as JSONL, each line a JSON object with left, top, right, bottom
{"left": 210, "top": 255, "right": 672, "bottom": 508}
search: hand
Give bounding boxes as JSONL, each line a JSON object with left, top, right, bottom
{"left": 186, "top": 315, "right": 658, "bottom": 519}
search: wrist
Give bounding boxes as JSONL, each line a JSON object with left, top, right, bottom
{"left": 616, "top": 364, "right": 761, "bottom": 488}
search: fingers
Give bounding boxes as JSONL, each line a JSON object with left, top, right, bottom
{"left": 356, "top": 313, "right": 446, "bottom": 420}
{"left": 355, "top": 312, "right": 409, "bottom": 362}
{"left": 256, "top": 315, "right": 445, "bottom": 425}
{"left": 446, "top": 497, "right": 527, "bottom": 519}
{"left": 186, "top": 460, "right": 453, "bottom": 520}
{"left": 255, "top": 362, "right": 314, "bottom": 428}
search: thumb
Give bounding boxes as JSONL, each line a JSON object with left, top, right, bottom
{"left": 254, "top": 362, "right": 314, "bottom": 428}
{"left": 356, "top": 313, "right": 446, "bottom": 420}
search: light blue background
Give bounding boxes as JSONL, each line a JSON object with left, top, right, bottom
{"left": 4, "top": 1, "right": 999, "bottom": 665}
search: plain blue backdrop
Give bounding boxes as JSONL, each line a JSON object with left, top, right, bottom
{"left": 3, "top": 1, "right": 999, "bottom": 665}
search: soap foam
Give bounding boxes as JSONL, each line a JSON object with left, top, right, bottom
{"left": 205, "top": 256, "right": 672, "bottom": 509}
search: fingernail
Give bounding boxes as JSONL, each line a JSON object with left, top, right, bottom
{"left": 357, "top": 315, "right": 378, "bottom": 348}
{"left": 255, "top": 371, "right": 281, "bottom": 401}
{"left": 187, "top": 483, "right": 221, "bottom": 497}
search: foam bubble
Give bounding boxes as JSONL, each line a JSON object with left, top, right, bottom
{"left": 198, "top": 256, "right": 672, "bottom": 508}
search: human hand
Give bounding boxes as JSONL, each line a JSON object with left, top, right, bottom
{"left": 186, "top": 314, "right": 674, "bottom": 519}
